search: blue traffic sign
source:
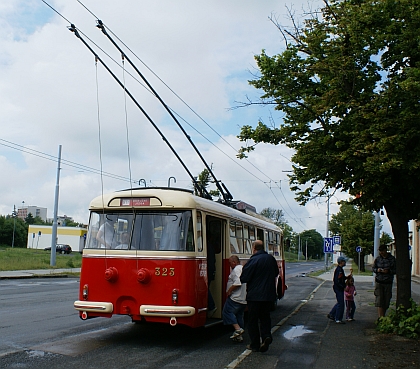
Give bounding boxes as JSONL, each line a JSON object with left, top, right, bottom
{"left": 356, "top": 246, "right": 362, "bottom": 253}
{"left": 324, "top": 237, "right": 333, "bottom": 253}
{"left": 324, "top": 235, "right": 341, "bottom": 253}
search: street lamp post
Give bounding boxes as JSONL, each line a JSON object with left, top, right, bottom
{"left": 298, "top": 234, "right": 301, "bottom": 261}
{"left": 11, "top": 205, "right": 16, "bottom": 248}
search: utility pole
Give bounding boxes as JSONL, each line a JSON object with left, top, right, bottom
{"left": 11, "top": 205, "right": 16, "bottom": 248}
{"left": 325, "top": 195, "right": 330, "bottom": 270}
{"left": 50, "top": 145, "right": 62, "bottom": 267}
{"left": 298, "top": 234, "right": 301, "bottom": 261}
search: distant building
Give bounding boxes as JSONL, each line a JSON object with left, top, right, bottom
{"left": 17, "top": 206, "right": 47, "bottom": 222}
{"left": 27, "top": 225, "right": 87, "bottom": 253}
{"left": 46, "top": 215, "right": 74, "bottom": 226}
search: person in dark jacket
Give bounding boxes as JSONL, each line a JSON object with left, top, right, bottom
{"left": 240, "top": 240, "right": 279, "bottom": 352}
{"left": 327, "top": 256, "right": 352, "bottom": 324}
{"left": 372, "top": 244, "right": 396, "bottom": 318}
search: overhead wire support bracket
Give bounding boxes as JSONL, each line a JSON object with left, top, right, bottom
{"left": 67, "top": 24, "right": 210, "bottom": 200}
{"left": 95, "top": 20, "right": 233, "bottom": 204}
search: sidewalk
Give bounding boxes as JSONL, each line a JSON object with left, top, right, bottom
{"left": 0, "top": 268, "right": 80, "bottom": 279}
{"left": 231, "top": 261, "right": 420, "bottom": 369}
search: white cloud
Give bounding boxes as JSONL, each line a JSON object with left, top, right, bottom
{"left": 0, "top": 0, "right": 393, "bottom": 238}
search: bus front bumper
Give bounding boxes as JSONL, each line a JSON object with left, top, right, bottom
{"left": 74, "top": 300, "right": 113, "bottom": 313}
{"left": 140, "top": 305, "right": 195, "bottom": 317}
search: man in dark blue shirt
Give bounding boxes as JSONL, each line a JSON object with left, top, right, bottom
{"left": 240, "top": 240, "right": 279, "bottom": 352}
{"left": 327, "top": 256, "right": 352, "bottom": 324}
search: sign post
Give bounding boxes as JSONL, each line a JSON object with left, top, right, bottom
{"left": 356, "top": 246, "right": 362, "bottom": 274}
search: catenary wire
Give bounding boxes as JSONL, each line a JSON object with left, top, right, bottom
{"left": 38, "top": 0, "right": 307, "bottom": 230}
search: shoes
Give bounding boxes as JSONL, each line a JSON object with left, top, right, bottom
{"left": 207, "top": 307, "right": 217, "bottom": 318}
{"left": 246, "top": 344, "right": 259, "bottom": 352}
{"left": 346, "top": 318, "right": 354, "bottom": 321}
{"left": 232, "top": 335, "right": 244, "bottom": 343}
{"left": 335, "top": 320, "right": 345, "bottom": 324}
{"left": 259, "top": 337, "right": 273, "bottom": 353}
{"left": 327, "top": 314, "right": 335, "bottom": 321}
{"left": 230, "top": 328, "right": 244, "bottom": 339}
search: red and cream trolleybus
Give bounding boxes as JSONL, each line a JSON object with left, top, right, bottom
{"left": 74, "top": 187, "right": 286, "bottom": 328}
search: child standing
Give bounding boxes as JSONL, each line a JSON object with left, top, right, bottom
{"left": 345, "top": 276, "right": 357, "bottom": 321}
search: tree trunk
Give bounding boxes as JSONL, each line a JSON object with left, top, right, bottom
{"left": 385, "top": 204, "right": 412, "bottom": 310}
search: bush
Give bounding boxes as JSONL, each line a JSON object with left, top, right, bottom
{"left": 377, "top": 299, "right": 420, "bottom": 338}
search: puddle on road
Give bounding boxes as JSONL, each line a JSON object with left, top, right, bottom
{"left": 283, "top": 325, "right": 313, "bottom": 340}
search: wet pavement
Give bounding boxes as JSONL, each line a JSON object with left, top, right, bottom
{"left": 227, "top": 263, "right": 420, "bottom": 369}
{"left": 1, "top": 264, "right": 420, "bottom": 369}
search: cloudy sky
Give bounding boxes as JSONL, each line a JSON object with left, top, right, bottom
{"left": 0, "top": 0, "right": 392, "bottom": 237}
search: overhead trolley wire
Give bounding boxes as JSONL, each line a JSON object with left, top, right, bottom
{"left": 0, "top": 138, "right": 135, "bottom": 183}
{"left": 94, "top": 19, "right": 233, "bottom": 203}
{"left": 40, "top": 0, "right": 308, "bottom": 230}
{"left": 53, "top": 0, "right": 285, "bottom": 191}
{"left": 74, "top": 1, "right": 305, "bottom": 220}
{"left": 75, "top": 0, "right": 275, "bottom": 184}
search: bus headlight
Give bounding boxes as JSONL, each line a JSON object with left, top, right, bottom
{"left": 104, "top": 267, "right": 119, "bottom": 283}
{"left": 137, "top": 268, "right": 152, "bottom": 284}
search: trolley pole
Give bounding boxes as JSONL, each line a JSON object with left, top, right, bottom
{"left": 50, "top": 145, "right": 62, "bottom": 267}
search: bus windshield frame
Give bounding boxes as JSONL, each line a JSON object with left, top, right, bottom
{"left": 85, "top": 210, "right": 194, "bottom": 251}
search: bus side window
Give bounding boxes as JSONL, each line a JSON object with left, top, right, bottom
{"left": 186, "top": 215, "right": 194, "bottom": 251}
{"left": 230, "top": 221, "right": 239, "bottom": 253}
{"left": 244, "top": 225, "right": 253, "bottom": 254}
{"left": 196, "top": 211, "right": 203, "bottom": 252}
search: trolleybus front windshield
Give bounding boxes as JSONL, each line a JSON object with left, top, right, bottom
{"left": 85, "top": 211, "right": 194, "bottom": 251}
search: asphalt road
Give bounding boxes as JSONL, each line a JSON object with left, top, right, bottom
{"left": 0, "top": 262, "right": 322, "bottom": 369}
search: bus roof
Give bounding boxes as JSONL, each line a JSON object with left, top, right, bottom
{"left": 89, "top": 187, "right": 281, "bottom": 233}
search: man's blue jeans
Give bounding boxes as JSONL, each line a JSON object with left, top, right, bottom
{"left": 329, "top": 287, "right": 344, "bottom": 321}
{"left": 222, "top": 296, "right": 246, "bottom": 328}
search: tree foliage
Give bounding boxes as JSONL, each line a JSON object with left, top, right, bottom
{"left": 0, "top": 215, "right": 28, "bottom": 248}
{"left": 193, "top": 168, "right": 220, "bottom": 198}
{"left": 329, "top": 200, "right": 376, "bottom": 271}
{"left": 260, "top": 207, "right": 296, "bottom": 250}
{"left": 238, "top": 0, "right": 420, "bottom": 309}
{"left": 296, "top": 229, "right": 324, "bottom": 260}
{"left": 24, "top": 214, "right": 49, "bottom": 225}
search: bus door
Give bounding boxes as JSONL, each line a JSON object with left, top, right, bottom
{"left": 205, "top": 216, "right": 224, "bottom": 319}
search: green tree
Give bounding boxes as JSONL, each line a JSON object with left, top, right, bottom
{"left": 329, "top": 201, "right": 377, "bottom": 271}
{"left": 380, "top": 232, "right": 393, "bottom": 247}
{"left": 296, "top": 229, "right": 324, "bottom": 260}
{"left": 25, "top": 213, "right": 35, "bottom": 225}
{"left": 62, "top": 218, "right": 84, "bottom": 227}
{"left": 260, "top": 207, "right": 296, "bottom": 250}
{"left": 25, "top": 214, "right": 50, "bottom": 226}
{"left": 0, "top": 215, "right": 28, "bottom": 248}
{"left": 238, "top": 0, "right": 420, "bottom": 310}
{"left": 193, "top": 168, "right": 220, "bottom": 198}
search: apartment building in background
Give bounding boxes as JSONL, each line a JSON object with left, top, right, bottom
{"left": 17, "top": 206, "right": 47, "bottom": 222}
